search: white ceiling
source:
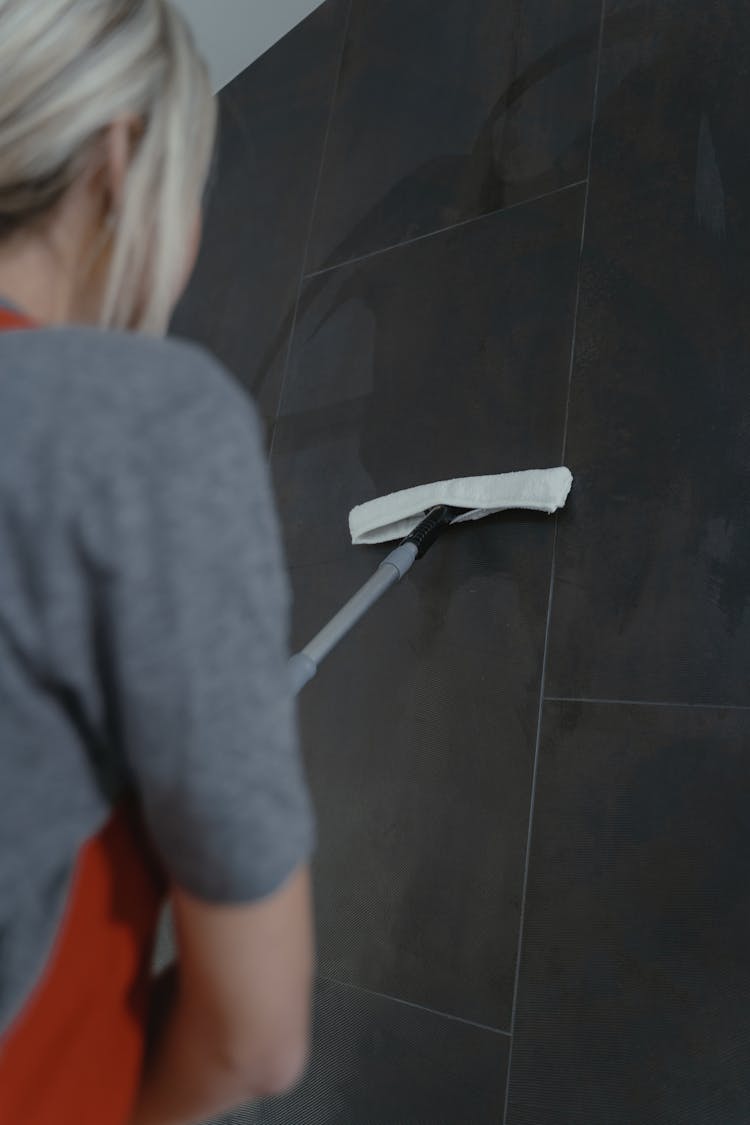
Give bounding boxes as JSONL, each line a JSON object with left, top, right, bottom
{"left": 172, "top": 0, "right": 324, "bottom": 91}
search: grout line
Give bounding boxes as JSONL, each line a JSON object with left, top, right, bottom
{"left": 503, "top": 7, "right": 608, "bottom": 1123}
{"left": 317, "top": 974, "right": 512, "bottom": 1038}
{"left": 502, "top": 1047, "right": 513, "bottom": 1123}
{"left": 297, "top": 0, "right": 353, "bottom": 282}
{"left": 303, "top": 179, "right": 588, "bottom": 280}
{"left": 544, "top": 695, "right": 750, "bottom": 712}
{"left": 501, "top": 520, "right": 559, "bottom": 1125}
{"left": 560, "top": 1, "right": 607, "bottom": 465}
{"left": 268, "top": 0, "right": 353, "bottom": 459}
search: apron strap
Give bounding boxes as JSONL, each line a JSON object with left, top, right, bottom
{"left": 0, "top": 798, "right": 168, "bottom": 1125}
{"left": 0, "top": 305, "right": 36, "bottom": 331}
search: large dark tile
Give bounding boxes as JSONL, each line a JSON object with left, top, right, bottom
{"left": 276, "top": 186, "right": 585, "bottom": 564}
{"left": 288, "top": 540, "right": 548, "bottom": 1032}
{"left": 506, "top": 700, "right": 750, "bottom": 1125}
{"left": 307, "top": 0, "right": 601, "bottom": 270}
{"left": 212, "top": 979, "right": 509, "bottom": 1124}
{"left": 170, "top": 0, "right": 348, "bottom": 426}
{"left": 272, "top": 190, "right": 584, "bottom": 1028}
{"left": 547, "top": 0, "right": 750, "bottom": 705}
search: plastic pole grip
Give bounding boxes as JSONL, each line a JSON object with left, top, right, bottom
{"left": 402, "top": 504, "right": 462, "bottom": 558}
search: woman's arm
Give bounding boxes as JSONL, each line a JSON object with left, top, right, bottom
{"left": 129, "top": 865, "right": 314, "bottom": 1125}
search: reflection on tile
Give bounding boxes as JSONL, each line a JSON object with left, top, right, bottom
{"left": 275, "top": 187, "right": 584, "bottom": 564}
{"left": 506, "top": 701, "right": 750, "bottom": 1125}
{"left": 170, "top": 0, "right": 348, "bottom": 427}
{"left": 271, "top": 191, "right": 583, "bottom": 1027}
{"left": 213, "top": 979, "right": 509, "bottom": 1124}
{"left": 547, "top": 0, "right": 750, "bottom": 706}
{"left": 289, "top": 537, "right": 547, "bottom": 1031}
{"left": 307, "top": 0, "right": 601, "bottom": 269}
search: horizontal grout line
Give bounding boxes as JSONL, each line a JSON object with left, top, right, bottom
{"left": 303, "top": 179, "right": 588, "bottom": 279}
{"left": 544, "top": 695, "right": 750, "bottom": 712}
{"left": 318, "top": 975, "right": 512, "bottom": 1038}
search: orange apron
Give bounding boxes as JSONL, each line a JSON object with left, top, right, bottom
{"left": 0, "top": 304, "right": 169, "bottom": 1125}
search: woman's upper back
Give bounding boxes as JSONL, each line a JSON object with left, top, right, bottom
{"left": 0, "top": 311, "right": 314, "bottom": 1035}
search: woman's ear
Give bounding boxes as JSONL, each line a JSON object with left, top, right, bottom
{"left": 97, "top": 115, "right": 143, "bottom": 219}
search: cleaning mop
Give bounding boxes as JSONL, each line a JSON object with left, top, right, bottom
{"left": 289, "top": 467, "right": 572, "bottom": 693}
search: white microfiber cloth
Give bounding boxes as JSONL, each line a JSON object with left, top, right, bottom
{"left": 349, "top": 467, "right": 573, "bottom": 545}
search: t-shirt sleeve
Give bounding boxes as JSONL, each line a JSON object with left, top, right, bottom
{"left": 90, "top": 347, "right": 315, "bottom": 904}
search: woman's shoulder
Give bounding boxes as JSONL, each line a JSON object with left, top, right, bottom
{"left": 0, "top": 322, "right": 263, "bottom": 479}
{"left": 15, "top": 323, "right": 249, "bottom": 419}
{"left": 36, "top": 326, "right": 241, "bottom": 405}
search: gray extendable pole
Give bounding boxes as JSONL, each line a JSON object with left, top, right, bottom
{"left": 288, "top": 542, "right": 418, "bottom": 694}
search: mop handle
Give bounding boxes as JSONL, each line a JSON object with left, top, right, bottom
{"left": 288, "top": 505, "right": 459, "bottom": 694}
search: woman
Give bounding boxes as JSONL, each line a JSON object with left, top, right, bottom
{"left": 0, "top": 3, "right": 316, "bottom": 1124}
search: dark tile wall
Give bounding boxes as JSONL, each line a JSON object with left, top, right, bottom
{"left": 216, "top": 980, "right": 509, "bottom": 1125}
{"left": 172, "top": 0, "right": 350, "bottom": 429}
{"left": 306, "top": 0, "right": 601, "bottom": 270}
{"left": 171, "top": 0, "right": 750, "bottom": 1121}
{"left": 504, "top": 3, "right": 750, "bottom": 1119}
{"left": 546, "top": 0, "right": 750, "bottom": 707}
{"left": 274, "top": 189, "right": 583, "bottom": 1032}
{"left": 505, "top": 702, "right": 750, "bottom": 1125}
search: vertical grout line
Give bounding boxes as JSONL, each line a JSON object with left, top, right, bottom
{"left": 269, "top": 0, "right": 353, "bottom": 460}
{"left": 560, "top": 0, "right": 608, "bottom": 463}
{"left": 501, "top": 520, "right": 558, "bottom": 1125}
{"left": 502, "top": 4, "right": 608, "bottom": 1122}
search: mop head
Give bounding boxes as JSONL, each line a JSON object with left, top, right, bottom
{"left": 349, "top": 467, "right": 573, "bottom": 545}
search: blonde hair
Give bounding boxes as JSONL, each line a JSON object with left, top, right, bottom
{"left": 0, "top": 0, "right": 217, "bottom": 335}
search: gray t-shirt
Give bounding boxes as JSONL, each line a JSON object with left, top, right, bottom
{"left": 0, "top": 305, "right": 314, "bottom": 1035}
